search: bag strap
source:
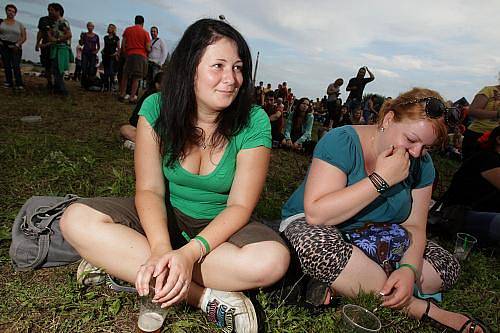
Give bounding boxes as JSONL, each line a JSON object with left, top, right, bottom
{"left": 17, "top": 195, "right": 79, "bottom": 270}
{"left": 23, "top": 195, "right": 79, "bottom": 235}
{"left": 15, "top": 233, "right": 51, "bottom": 270}
{"left": 151, "top": 38, "right": 159, "bottom": 47}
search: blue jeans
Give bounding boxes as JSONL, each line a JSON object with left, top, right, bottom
{"left": 0, "top": 44, "right": 23, "bottom": 87}
{"left": 81, "top": 53, "right": 97, "bottom": 85}
{"left": 463, "top": 210, "right": 500, "bottom": 245}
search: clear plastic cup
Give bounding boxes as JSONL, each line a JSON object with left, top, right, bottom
{"left": 342, "top": 304, "right": 381, "bottom": 332}
{"left": 454, "top": 232, "right": 477, "bottom": 261}
{"left": 137, "top": 287, "right": 167, "bottom": 333}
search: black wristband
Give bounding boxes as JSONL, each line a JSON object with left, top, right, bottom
{"left": 369, "top": 172, "right": 390, "bottom": 194}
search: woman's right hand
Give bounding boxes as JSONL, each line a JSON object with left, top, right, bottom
{"left": 374, "top": 146, "right": 410, "bottom": 186}
{"left": 135, "top": 249, "right": 170, "bottom": 296}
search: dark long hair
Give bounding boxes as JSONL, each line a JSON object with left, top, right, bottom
{"left": 291, "top": 97, "right": 310, "bottom": 134}
{"left": 155, "top": 18, "right": 253, "bottom": 167}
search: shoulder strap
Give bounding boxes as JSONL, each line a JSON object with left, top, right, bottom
{"left": 16, "top": 194, "right": 79, "bottom": 270}
{"left": 151, "top": 38, "right": 159, "bottom": 47}
{"left": 23, "top": 194, "right": 79, "bottom": 234}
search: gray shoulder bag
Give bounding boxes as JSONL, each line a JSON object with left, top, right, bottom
{"left": 9, "top": 194, "right": 82, "bottom": 271}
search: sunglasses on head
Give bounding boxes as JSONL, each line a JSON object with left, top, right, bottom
{"left": 399, "top": 97, "right": 461, "bottom": 126}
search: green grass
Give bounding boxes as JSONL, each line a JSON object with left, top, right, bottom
{"left": 0, "top": 76, "right": 498, "bottom": 332}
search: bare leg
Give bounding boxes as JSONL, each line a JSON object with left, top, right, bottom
{"left": 130, "top": 79, "right": 139, "bottom": 101}
{"left": 119, "top": 75, "right": 128, "bottom": 98}
{"left": 120, "top": 125, "right": 137, "bottom": 142}
{"left": 60, "top": 203, "right": 150, "bottom": 282}
{"left": 61, "top": 204, "right": 289, "bottom": 309}
{"left": 194, "top": 241, "right": 290, "bottom": 291}
{"left": 331, "top": 247, "right": 484, "bottom": 332}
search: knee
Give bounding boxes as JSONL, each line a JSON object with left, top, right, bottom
{"left": 60, "top": 203, "right": 107, "bottom": 242}
{"left": 247, "top": 243, "right": 290, "bottom": 287}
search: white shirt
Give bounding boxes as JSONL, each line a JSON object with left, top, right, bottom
{"left": 148, "top": 37, "right": 167, "bottom": 66}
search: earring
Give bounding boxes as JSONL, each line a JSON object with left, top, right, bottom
{"left": 380, "top": 127, "right": 385, "bottom": 132}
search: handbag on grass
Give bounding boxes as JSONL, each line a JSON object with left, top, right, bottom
{"left": 9, "top": 194, "right": 82, "bottom": 271}
{"left": 344, "top": 223, "right": 410, "bottom": 276}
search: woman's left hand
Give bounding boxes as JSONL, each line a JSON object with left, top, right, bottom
{"left": 380, "top": 268, "right": 415, "bottom": 309}
{"left": 152, "top": 247, "right": 197, "bottom": 307}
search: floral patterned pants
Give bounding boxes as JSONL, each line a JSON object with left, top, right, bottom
{"left": 283, "top": 217, "right": 460, "bottom": 290}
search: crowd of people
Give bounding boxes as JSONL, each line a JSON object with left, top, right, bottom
{"left": 0, "top": 3, "right": 168, "bottom": 98}
{"left": 2, "top": 3, "right": 498, "bottom": 333}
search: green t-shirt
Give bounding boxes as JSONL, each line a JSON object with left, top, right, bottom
{"left": 282, "top": 125, "right": 435, "bottom": 231}
{"left": 138, "top": 93, "right": 272, "bottom": 219}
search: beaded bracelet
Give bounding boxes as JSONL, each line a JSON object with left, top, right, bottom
{"left": 192, "top": 238, "right": 207, "bottom": 263}
{"left": 368, "top": 172, "right": 390, "bottom": 194}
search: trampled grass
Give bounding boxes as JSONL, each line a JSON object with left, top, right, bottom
{"left": 0, "top": 76, "right": 498, "bottom": 332}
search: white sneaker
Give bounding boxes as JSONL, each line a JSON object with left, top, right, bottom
{"left": 202, "top": 289, "right": 258, "bottom": 333}
{"left": 124, "top": 94, "right": 130, "bottom": 100}
{"left": 77, "top": 259, "right": 106, "bottom": 286}
{"left": 123, "top": 140, "right": 135, "bottom": 151}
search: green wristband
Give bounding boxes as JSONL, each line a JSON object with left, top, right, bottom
{"left": 195, "top": 235, "right": 211, "bottom": 254}
{"left": 398, "top": 263, "right": 418, "bottom": 281}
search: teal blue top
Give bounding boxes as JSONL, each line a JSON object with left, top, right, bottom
{"left": 138, "top": 93, "right": 272, "bottom": 219}
{"left": 284, "top": 112, "right": 314, "bottom": 144}
{"left": 282, "top": 125, "right": 435, "bottom": 231}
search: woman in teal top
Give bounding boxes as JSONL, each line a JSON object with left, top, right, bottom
{"left": 61, "top": 19, "right": 289, "bottom": 333}
{"left": 281, "top": 88, "right": 489, "bottom": 332}
{"left": 283, "top": 97, "right": 314, "bottom": 151}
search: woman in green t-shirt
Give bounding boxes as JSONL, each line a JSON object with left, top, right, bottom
{"left": 61, "top": 19, "right": 289, "bottom": 333}
{"left": 281, "top": 88, "right": 489, "bottom": 332}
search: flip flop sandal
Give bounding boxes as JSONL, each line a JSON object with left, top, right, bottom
{"left": 76, "top": 259, "right": 106, "bottom": 286}
{"left": 421, "top": 299, "right": 491, "bottom": 333}
{"left": 304, "top": 278, "right": 335, "bottom": 307}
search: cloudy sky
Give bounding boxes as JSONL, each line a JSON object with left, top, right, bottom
{"left": 10, "top": 0, "right": 500, "bottom": 101}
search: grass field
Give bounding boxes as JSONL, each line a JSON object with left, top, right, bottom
{"left": 0, "top": 76, "right": 498, "bottom": 332}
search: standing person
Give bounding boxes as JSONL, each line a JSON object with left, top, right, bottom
{"left": 0, "top": 4, "right": 26, "bottom": 89}
{"left": 281, "top": 88, "right": 489, "bottom": 332}
{"left": 345, "top": 66, "right": 375, "bottom": 112}
{"left": 46, "top": 3, "right": 72, "bottom": 96}
{"left": 283, "top": 97, "right": 314, "bottom": 151}
{"left": 35, "top": 4, "right": 55, "bottom": 90}
{"left": 72, "top": 39, "right": 83, "bottom": 81}
{"left": 147, "top": 26, "right": 167, "bottom": 87}
{"left": 80, "top": 22, "right": 99, "bottom": 87}
{"left": 325, "top": 78, "right": 343, "bottom": 128}
{"left": 101, "top": 24, "right": 120, "bottom": 92}
{"left": 60, "top": 18, "right": 289, "bottom": 333}
{"left": 462, "top": 83, "right": 500, "bottom": 160}
{"left": 119, "top": 15, "right": 151, "bottom": 104}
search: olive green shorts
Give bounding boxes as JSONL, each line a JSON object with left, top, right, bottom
{"left": 75, "top": 197, "right": 286, "bottom": 249}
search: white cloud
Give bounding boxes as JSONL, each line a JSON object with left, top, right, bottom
{"left": 376, "top": 69, "right": 400, "bottom": 79}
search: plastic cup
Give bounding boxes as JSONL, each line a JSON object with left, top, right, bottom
{"left": 137, "top": 287, "right": 167, "bottom": 333}
{"left": 454, "top": 232, "right": 477, "bottom": 261}
{"left": 342, "top": 304, "right": 381, "bottom": 332}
